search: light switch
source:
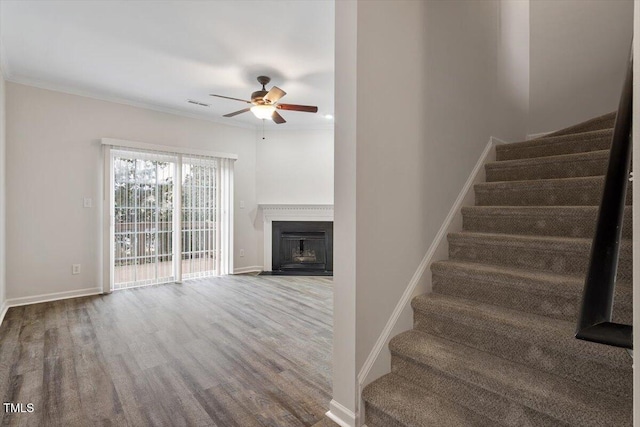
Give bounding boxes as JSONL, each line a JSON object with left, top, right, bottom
{"left": 239, "top": 200, "right": 245, "bottom": 209}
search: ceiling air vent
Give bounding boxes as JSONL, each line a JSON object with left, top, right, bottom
{"left": 187, "top": 100, "right": 210, "bottom": 107}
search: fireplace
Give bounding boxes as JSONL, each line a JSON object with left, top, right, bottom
{"left": 259, "top": 204, "right": 333, "bottom": 273}
{"left": 272, "top": 221, "right": 333, "bottom": 275}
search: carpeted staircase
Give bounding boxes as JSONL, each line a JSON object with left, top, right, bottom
{"left": 362, "top": 112, "right": 633, "bottom": 426}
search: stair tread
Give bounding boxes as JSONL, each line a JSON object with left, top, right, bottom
{"left": 495, "top": 130, "right": 613, "bottom": 161}
{"left": 362, "top": 373, "right": 493, "bottom": 427}
{"left": 540, "top": 111, "right": 616, "bottom": 139}
{"left": 449, "top": 230, "right": 632, "bottom": 248}
{"left": 474, "top": 175, "right": 631, "bottom": 207}
{"left": 431, "top": 260, "right": 631, "bottom": 322}
{"left": 486, "top": 149, "right": 609, "bottom": 182}
{"left": 389, "top": 330, "right": 631, "bottom": 427}
{"left": 411, "top": 293, "right": 631, "bottom": 368}
{"left": 463, "top": 205, "right": 602, "bottom": 214}
{"left": 487, "top": 149, "right": 609, "bottom": 169}
{"left": 448, "top": 231, "right": 631, "bottom": 282}
{"left": 447, "top": 230, "right": 632, "bottom": 261}
{"left": 432, "top": 259, "right": 584, "bottom": 287}
{"left": 476, "top": 175, "right": 604, "bottom": 189}
{"left": 460, "top": 205, "right": 633, "bottom": 239}
{"left": 431, "top": 258, "right": 631, "bottom": 300}
{"left": 497, "top": 129, "right": 613, "bottom": 154}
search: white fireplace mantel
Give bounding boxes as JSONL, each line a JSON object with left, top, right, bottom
{"left": 259, "top": 204, "right": 334, "bottom": 271}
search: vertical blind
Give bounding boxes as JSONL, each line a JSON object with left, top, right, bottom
{"left": 105, "top": 143, "right": 235, "bottom": 291}
{"left": 112, "top": 148, "right": 177, "bottom": 289}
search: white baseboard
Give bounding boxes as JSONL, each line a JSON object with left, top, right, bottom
{"left": 233, "top": 265, "right": 262, "bottom": 274}
{"left": 0, "top": 301, "right": 8, "bottom": 325}
{"left": 6, "top": 287, "right": 103, "bottom": 308}
{"left": 326, "top": 400, "right": 358, "bottom": 427}
{"left": 355, "top": 136, "right": 505, "bottom": 417}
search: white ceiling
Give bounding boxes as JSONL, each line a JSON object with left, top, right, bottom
{"left": 0, "top": 0, "right": 335, "bottom": 129}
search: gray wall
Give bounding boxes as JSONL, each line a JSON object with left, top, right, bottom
{"left": 333, "top": 0, "right": 517, "bottom": 418}
{"left": 256, "top": 128, "right": 333, "bottom": 205}
{"left": 529, "top": 0, "right": 633, "bottom": 134}
{"left": 355, "top": 0, "right": 503, "bottom": 381}
{"left": 5, "top": 83, "right": 260, "bottom": 300}
{"left": 496, "top": 0, "right": 530, "bottom": 142}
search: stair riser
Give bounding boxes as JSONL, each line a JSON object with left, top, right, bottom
{"left": 431, "top": 269, "right": 632, "bottom": 323}
{"left": 496, "top": 135, "right": 611, "bottom": 161}
{"left": 475, "top": 181, "right": 632, "bottom": 207}
{"left": 364, "top": 406, "right": 406, "bottom": 427}
{"left": 545, "top": 113, "right": 615, "bottom": 138}
{"left": 391, "top": 355, "right": 568, "bottom": 427}
{"left": 412, "top": 309, "right": 632, "bottom": 399}
{"left": 462, "top": 208, "right": 631, "bottom": 239}
{"left": 486, "top": 156, "right": 607, "bottom": 182}
{"left": 365, "top": 402, "right": 490, "bottom": 427}
{"left": 448, "top": 237, "right": 632, "bottom": 280}
{"left": 363, "top": 374, "right": 495, "bottom": 427}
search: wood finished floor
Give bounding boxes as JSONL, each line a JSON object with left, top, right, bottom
{"left": 0, "top": 275, "right": 333, "bottom": 427}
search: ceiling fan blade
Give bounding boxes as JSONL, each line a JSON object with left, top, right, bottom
{"left": 272, "top": 111, "right": 287, "bottom": 124}
{"left": 264, "top": 86, "right": 286, "bottom": 104}
{"left": 277, "top": 103, "right": 318, "bottom": 113}
{"left": 210, "top": 94, "right": 252, "bottom": 104}
{"left": 223, "top": 108, "right": 251, "bottom": 117}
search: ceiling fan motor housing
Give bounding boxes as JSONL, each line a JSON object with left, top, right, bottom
{"left": 251, "top": 90, "right": 269, "bottom": 104}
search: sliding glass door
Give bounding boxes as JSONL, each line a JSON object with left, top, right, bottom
{"left": 112, "top": 150, "right": 176, "bottom": 289}
{"left": 181, "top": 157, "right": 218, "bottom": 279}
{"left": 106, "top": 145, "right": 234, "bottom": 291}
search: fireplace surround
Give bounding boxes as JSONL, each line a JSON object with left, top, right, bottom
{"left": 259, "top": 204, "right": 334, "bottom": 274}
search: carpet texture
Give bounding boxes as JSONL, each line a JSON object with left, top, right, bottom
{"left": 362, "top": 112, "right": 633, "bottom": 426}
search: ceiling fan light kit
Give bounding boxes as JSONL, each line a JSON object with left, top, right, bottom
{"left": 250, "top": 104, "right": 276, "bottom": 120}
{"left": 210, "top": 75, "right": 319, "bottom": 125}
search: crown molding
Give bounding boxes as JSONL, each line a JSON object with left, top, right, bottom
{"left": 6, "top": 74, "right": 261, "bottom": 130}
{"left": 262, "top": 123, "right": 334, "bottom": 132}
{"left": 5, "top": 73, "right": 334, "bottom": 132}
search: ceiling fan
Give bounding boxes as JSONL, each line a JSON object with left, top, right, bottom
{"left": 210, "top": 76, "right": 318, "bottom": 124}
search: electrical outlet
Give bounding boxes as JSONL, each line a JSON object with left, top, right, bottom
{"left": 239, "top": 200, "right": 245, "bottom": 209}
{"left": 72, "top": 264, "right": 81, "bottom": 275}
{"left": 239, "top": 249, "right": 245, "bottom": 257}
{"left": 83, "top": 197, "right": 92, "bottom": 208}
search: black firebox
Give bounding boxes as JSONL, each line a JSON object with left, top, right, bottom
{"left": 271, "top": 221, "right": 333, "bottom": 275}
